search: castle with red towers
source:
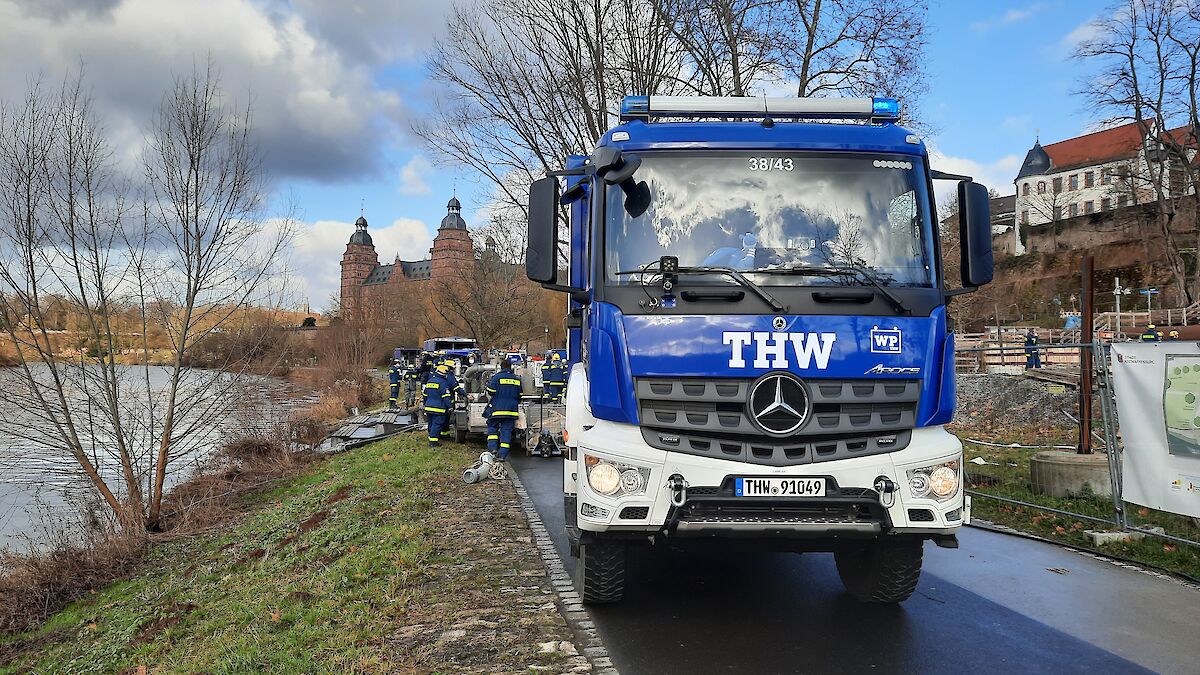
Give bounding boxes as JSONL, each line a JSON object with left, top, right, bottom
{"left": 339, "top": 195, "right": 475, "bottom": 320}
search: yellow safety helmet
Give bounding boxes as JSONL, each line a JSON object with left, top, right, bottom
{"left": 550, "top": 352, "right": 561, "bottom": 361}
{"left": 1148, "top": 324, "right": 1156, "bottom": 329}
{"left": 1170, "top": 330, "right": 1180, "bottom": 337}
{"left": 435, "top": 363, "right": 450, "bottom": 375}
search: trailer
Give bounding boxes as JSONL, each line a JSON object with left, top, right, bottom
{"left": 451, "top": 361, "right": 566, "bottom": 454}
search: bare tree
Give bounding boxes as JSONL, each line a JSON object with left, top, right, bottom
{"left": 1164, "top": 0, "right": 1200, "bottom": 298}
{"left": 1024, "top": 187, "right": 1069, "bottom": 252}
{"left": 1074, "top": 0, "right": 1199, "bottom": 304}
{"left": 416, "top": 0, "right": 689, "bottom": 217}
{"left": 0, "top": 66, "right": 292, "bottom": 533}
{"left": 139, "top": 62, "right": 292, "bottom": 527}
{"left": 0, "top": 77, "right": 142, "bottom": 527}
{"left": 652, "top": 0, "right": 928, "bottom": 106}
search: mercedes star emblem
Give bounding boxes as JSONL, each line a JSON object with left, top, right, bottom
{"left": 748, "top": 372, "right": 810, "bottom": 436}
{"left": 772, "top": 316, "right": 787, "bottom": 331}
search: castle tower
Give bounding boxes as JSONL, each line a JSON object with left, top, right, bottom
{"left": 340, "top": 215, "right": 379, "bottom": 320}
{"left": 430, "top": 196, "right": 474, "bottom": 279}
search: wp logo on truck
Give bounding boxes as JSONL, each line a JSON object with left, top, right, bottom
{"left": 723, "top": 332, "right": 837, "bottom": 370}
{"left": 870, "top": 326, "right": 902, "bottom": 354}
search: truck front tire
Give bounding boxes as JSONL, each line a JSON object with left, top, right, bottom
{"left": 575, "top": 538, "right": 626, "bottom": 604}
{"left": 834, "top": 539, "right": 923, "bottom": 603}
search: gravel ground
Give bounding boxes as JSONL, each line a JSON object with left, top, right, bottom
{"left": 386, "top": 459, "right": 591, "bottom": 674}
{"left": 953, "top": 373, "right": 1078, "bottom": 431}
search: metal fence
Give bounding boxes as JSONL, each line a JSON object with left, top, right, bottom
{"left": 954, "top": 341, "right": 1200, "bottom": 550}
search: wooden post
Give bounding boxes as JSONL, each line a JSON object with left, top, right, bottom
{"left": 1079, "top": 255, "right": 1094, "bottom": 455}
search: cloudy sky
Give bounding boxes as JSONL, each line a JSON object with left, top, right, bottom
{"left": 0, "top": 0, "right": 1111, "bottom": 310}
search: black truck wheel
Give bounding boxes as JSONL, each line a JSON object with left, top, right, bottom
{"left": 834, "top": 539, "right": 923, "bottom": 603}
{"left": 575, "top": 538, "right": 626, "bottom": 604}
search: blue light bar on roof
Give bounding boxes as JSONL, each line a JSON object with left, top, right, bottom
{"left": 618, "top": 95, "right": 901, "bottom": 123}
{"left": 872, "top": 97, "right": 900, "bottom": 120}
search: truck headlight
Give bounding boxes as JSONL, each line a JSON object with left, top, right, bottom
{"left": 584, "top": 453, "right": 650, "bottom": 497}
{"left": 929, "top": 466, "right": 958, "bottom": 498}
{"left": 907, "top": 460, "right": 960, "bottom": 501}
{"left": 909, "top": 472, "right": 931, "bottom": 498}
{"left": 588, "top": 463, "right": 621, "bottom": 495}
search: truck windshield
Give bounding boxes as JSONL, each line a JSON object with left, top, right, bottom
{"left": 604, "top": 152, "right": 935, "bottom": 287}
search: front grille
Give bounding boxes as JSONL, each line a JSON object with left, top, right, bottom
{"left": 908, "top": 508, "right": 935, "bottom": 522}
{"left": 637, "top": 377, "right": 919, "bottom": 466}
{"left": 619, "top": 506, "right": 649, "bottom": 519}
{"left": 643, "top": 428, "right": 911, "bottom": 467}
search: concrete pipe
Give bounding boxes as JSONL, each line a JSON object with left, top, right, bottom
{"left": 462, "top": 452, "right": 498, "bottom": 484}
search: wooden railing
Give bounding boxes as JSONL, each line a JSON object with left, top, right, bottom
{"left": 1093, "top": 301, "right": 1200, "bottom": 337}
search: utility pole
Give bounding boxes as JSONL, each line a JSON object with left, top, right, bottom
{"left": 1079, "top": 255, "right": 1094, "bottom": 455}
{"left": 1112, "top": 277, "right": 1131, "bottom": 340}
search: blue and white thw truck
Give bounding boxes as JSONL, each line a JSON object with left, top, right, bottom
{"left": 525, "top": 96, "right": 994, "bottom": 604}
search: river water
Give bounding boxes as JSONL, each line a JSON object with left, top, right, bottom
{"left": 0, "top": 366, "right": 314, "bottom": 553}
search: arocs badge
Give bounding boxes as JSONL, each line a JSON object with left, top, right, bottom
{"left": 870, "top": 326, "right": 902, "bottom": 354}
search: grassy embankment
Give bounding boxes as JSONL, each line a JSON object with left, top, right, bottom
{"left": 950, "top": 422, "right": 1200, "bottom": 580}
{"left": 0, "top": 436, "right": 578, "bottom": 674}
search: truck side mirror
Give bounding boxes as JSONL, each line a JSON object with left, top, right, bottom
{"left": 527, "top": 176, "right": 559, "bottom": 284}
{"left": 957, "top": 181, "right": 994, "bottom": 288}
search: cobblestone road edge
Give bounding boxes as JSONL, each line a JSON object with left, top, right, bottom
{"left": 509, "top": 470, "right": 620, "bottom": 675}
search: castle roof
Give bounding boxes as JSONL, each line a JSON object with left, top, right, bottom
{"left": 440, "top": 193, "right": 467, "bottom": 230}
{"left": 349, "top": 215, "right": 373, "bottom": 246}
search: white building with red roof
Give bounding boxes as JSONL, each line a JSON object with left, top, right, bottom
{"left": 1011, "top": 121, "right": 1196, "bottom": 255}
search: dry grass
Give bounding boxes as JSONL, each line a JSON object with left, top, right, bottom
{"left": 156, "top": 438, "right": 318, "bottom": 535}
{"left": 0, "top": 437, "right": 318, "bottom": 636}
{"left": 0, "top": 528, "right": 146, "bottom": 635}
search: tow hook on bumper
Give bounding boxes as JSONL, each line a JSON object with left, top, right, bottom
{"left": 873, "top": 476, "right": 897, "bottom": 508}
{"left": 667, "top": 474, "right": 689, "bottom": 507}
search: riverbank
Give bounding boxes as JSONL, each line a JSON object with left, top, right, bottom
{"left": 0, "top": 435, "right": 590, "bottom": 673}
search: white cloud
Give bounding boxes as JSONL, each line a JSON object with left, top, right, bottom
{"left": 927, "top": 149, "right": 1022, "bottom": 206}
{"left": 398, "top": 155, "right": 432, "bottom": 196}
{"left": 288, "top": 217, "right": 434, "bottom": 310}
{"left": 0, "top": 0, "right": 453, "bottom": 182}
{"left": 970, "top": 3, "right": 1044, "bottom": 32}
{"left": 1063, "top": 17, "right": 1103, "bottom": 48}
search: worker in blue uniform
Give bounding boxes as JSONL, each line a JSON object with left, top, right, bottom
{"left": 1140, "top": 324, "right": 1162, "bottom": 342}
{"left": 542, "top": 352, "right": 565, "bottom": 402}
{"left": 423, "top": 363, "right": 454, "bottom": 447}
{"left": 402, "top": 364, "right": 420, "bottom": 407}
{"left": 388, "top": 359, "right": 401, "bottom": 407}
{"left": 417, "top": 352, "right": 435, "bottom": 385}
{"left": 484, "top": 359, "right": 523, "bottom": 461}
{"left": 1023, "top": 329, "right": 1041, "bottom": 370}
{"left": 441, "top": 356, "right": 466, "bottom": 399}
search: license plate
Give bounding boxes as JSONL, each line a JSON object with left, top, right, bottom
{"left": 735, "top": 477, "right": 825, "bottom": 497}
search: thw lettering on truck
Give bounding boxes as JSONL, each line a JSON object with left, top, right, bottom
{"left": 722, "top": 331, "right": 837, "bottom": 369}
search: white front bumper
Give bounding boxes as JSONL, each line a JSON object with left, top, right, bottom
{"left": 573, "top": 420, "right": 964, "bottom": 535}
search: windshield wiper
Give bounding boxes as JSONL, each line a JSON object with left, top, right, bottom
{"left": 679, "top": 266, "right": 787, "bottom": 312}
{"left": 615, "top": 264, "right": 787, "bottom": 313}
{"left": 756, "top": 264, "right": 911, "bottom": 315}
{"left": 835, "top": 265, "right": 910, "bottom": 315}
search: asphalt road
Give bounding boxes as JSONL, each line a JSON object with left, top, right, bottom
{"left": 510, "top": 452, "right": 1200, "bottom": 675}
